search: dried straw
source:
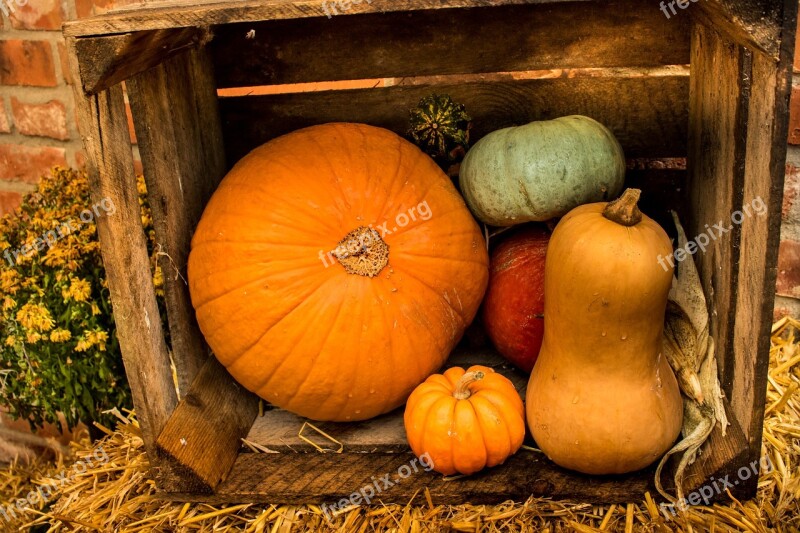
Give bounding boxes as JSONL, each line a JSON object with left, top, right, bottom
{"left": 2, "top": 318, "right": 799, "bottom": 532}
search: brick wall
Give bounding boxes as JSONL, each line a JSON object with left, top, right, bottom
{"left": 1, "top": 3, "right": 799, "bottom": 317}
{"left": 0, "top": 0, "right": 136, "bottom": 212}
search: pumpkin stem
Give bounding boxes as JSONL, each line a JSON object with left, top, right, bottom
{"left": 602, "top": 188, "right": 643, "bottom": 227}
{"left": 453, "top": 370, "right": 485, "bottom": 400}
{"left": 331, "top": 226, "right": 389, "bottom": 277}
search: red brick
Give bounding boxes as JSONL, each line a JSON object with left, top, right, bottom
{"left": 133, "top": 158, "right": 143, "bottom": 176}
{"left": 0, "top": 145, "right": 67, "bottom": 183}
{"left": 76, "top": 0, "right": 115, "bottom": 18}
{"left": 0, "top": 191, "right": 22, "bottom": 216}
{"left": 75, "top": 150, "right": 86, "bottom": 169}
{"left": 8, "top": 0, "right": 65, "bottom": 30}
{"left": 10, "top": 98, "right": 69, "bottom": 141}
{"left": 0, "top": 99, "right": 9, "bottom": 134}
{"left": 0, "top": 40, "right": 57, "bottom": 87}
{"left": 57, "top": 41, "right": 71, "bottom": 84}
{"left": 776, "top": 239, "right": 800, "bottom": 298}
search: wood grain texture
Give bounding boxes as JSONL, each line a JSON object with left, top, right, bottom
{"left": 64, "top": 0, "right": 590, "bottom": 37}
{"left": 156, "top": 357, "right": 259, "bottom": 493}
{"left": 127, "top": 48, "right": 227, "bottom": 395}
{"left": 210, "top": 1, "right": 690, "bottom": 88}
{"left": 164, "top": 451, "right": 656, "bottom": 505}
{"left": 678, "top": 401, "right": 752, "bottom": 500}
{"left": 729, "top": 0, "right": 797, "bottom": 453}
{"left": 75, "top": 28, "right": 207, "bottom": 95}
{"left": 695, "top": 0, "right": 783, "bottom": 60}
{"left": 219, "top": 75, "right": 689, "bottom": 164}
{"left": 164, "top": 410, "right": 751, "bottom": 505}
{"left": 686, "top": 23, "right": 746, "bottom": 402}
{"left": 66, "top": 38, "right": 177, "bottom": 460}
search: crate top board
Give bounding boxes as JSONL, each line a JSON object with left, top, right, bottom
{"left": 63, "top": 0, "right": 797, "bottom": 506}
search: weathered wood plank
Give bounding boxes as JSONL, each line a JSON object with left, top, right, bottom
{"left": 64, "top": 0, "right": 590, "bottom": 37}
{"left": 210, "top": 1, "right": 690, "bottom": 88}
{"left": 686, "top": 23, "right": 747, "bottom": 400}
{"left": 156, "top": 357, "right": 259, "bottom": 493}
{"left": 165, "top": 451, "right": 656, "bottom": 505}
{"left": 127, "top": 47, "right": 227, "bottom": 394}
{"left": 66, "top": 37, "right": 177, "bottom": 460}
{"left": 219, "top": 75, "right": 689, "bottom": 164}
{"left": 729, "top": 0, "right": 796, "bottom": 453}
{"left": 694, "top": 0, "right": 784, "bottom": 60}
{"left": 75, "top": 28, "right": 207, "bottom": 95}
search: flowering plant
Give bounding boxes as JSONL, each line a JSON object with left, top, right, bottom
{"left": 0, "top": 167, "right": 164, "bottom": 429}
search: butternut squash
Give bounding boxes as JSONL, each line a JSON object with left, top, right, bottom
{"left": 526, "top": 189, "right": 683, "bottom": 474}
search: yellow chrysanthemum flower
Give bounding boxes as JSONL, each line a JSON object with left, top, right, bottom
{"left": 2, "top": 297, "right": 16, "bottom": 312}
{"left": 91, "top": 302, "right": 101, "bottom": 316}
{"left": 16, "top": 302, "right": 54, "bottom": 332}
{"left": 0, "top": 270, "right": 20, "bottom": 294}
{"left": 4, "top": 335, "right": 16, "bottom": 347}
{"left": 74, "top": 338, "right": 91, "bottom": 352}
{"left": 49, "top": 329, "right": 71, "bottom": 342}
{"left": 26, "top": 331, "right": 41, "bottom": 344}
{"left": 62, "top": 278, "right": 92, "bottom": 303}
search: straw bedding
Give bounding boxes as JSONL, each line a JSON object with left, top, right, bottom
{"left": 1, "top": 317, "right": 799, "bottom": 532}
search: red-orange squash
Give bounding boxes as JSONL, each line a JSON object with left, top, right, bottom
{"left": 188, "top": 123, "right": 489, "bottom": 422}
{"left": 483, "top": 225, "right": 549, "bottom": 373}
{"left": 404, "top": 365, "right": 525, "bottom": 475}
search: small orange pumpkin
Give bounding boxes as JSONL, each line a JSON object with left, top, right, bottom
{"left": 404, "top": 365, "right": 525, "bottom": 475}
{"left": 188, "top": 123, "right": 488, "bottom": 422}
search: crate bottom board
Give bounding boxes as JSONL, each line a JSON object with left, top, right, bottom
{"left": 156, "top": 348, "right": 752, "bottom": 505}
{"left": 161, "top": 450, "right": 657, "bottom": 505}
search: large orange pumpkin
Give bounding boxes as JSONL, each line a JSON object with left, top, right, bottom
{"left": 188, "top": 123, "right": 489, "bottom": 422}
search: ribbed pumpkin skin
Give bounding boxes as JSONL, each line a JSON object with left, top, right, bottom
{"left": 404, "top": 365, "right": 525, "bottom": 475}
{"left": 188, "top": 123, "right": 489, "bottom": 422}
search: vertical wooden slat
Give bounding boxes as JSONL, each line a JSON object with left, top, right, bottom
{"left": 687, "top": 23, "right": 747, "bottom": 397}
{"left": 66, "top": 37, "right": 178, "bottom": 459}
{"left": 730, "top": 0, "right": 797, "bottom": 454}
{"left": 127, "top": 46, "right": 227, "bottom": 395}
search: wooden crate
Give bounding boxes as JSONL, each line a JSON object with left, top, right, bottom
{"left": 64, "top": 0, "right": 796, "bottom": 504}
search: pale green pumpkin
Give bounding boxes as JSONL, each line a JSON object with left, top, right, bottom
{"left": 460, "top": 115, "right": 626, "bottom": 226}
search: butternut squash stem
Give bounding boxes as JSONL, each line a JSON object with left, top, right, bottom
{"left": 453, "top": 371, "right": 485, "bottom": 400}
{"left": 602, "top": 188, "right": 643, "bottom": 227}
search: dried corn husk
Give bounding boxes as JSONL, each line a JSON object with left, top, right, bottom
{"left": 656, "top": 212, "right": 729, "bottom": 503}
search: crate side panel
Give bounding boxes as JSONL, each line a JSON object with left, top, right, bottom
{"left": 686, "top": 24, "right": 747, "bottom": 402}
{"left": 210, "top": 1, "right": 690, "bottom": 88}
{"left": 127, "top": 47, "right": 227, "bottom": 394}
{"left": 66, "top": 38, "right": 177, "bottom": 458}
{"left": 219, "top": 75, "right": 690, "bottom": 165}
{"left": 731, "top": 31, "right": 795, "bottom": 448}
